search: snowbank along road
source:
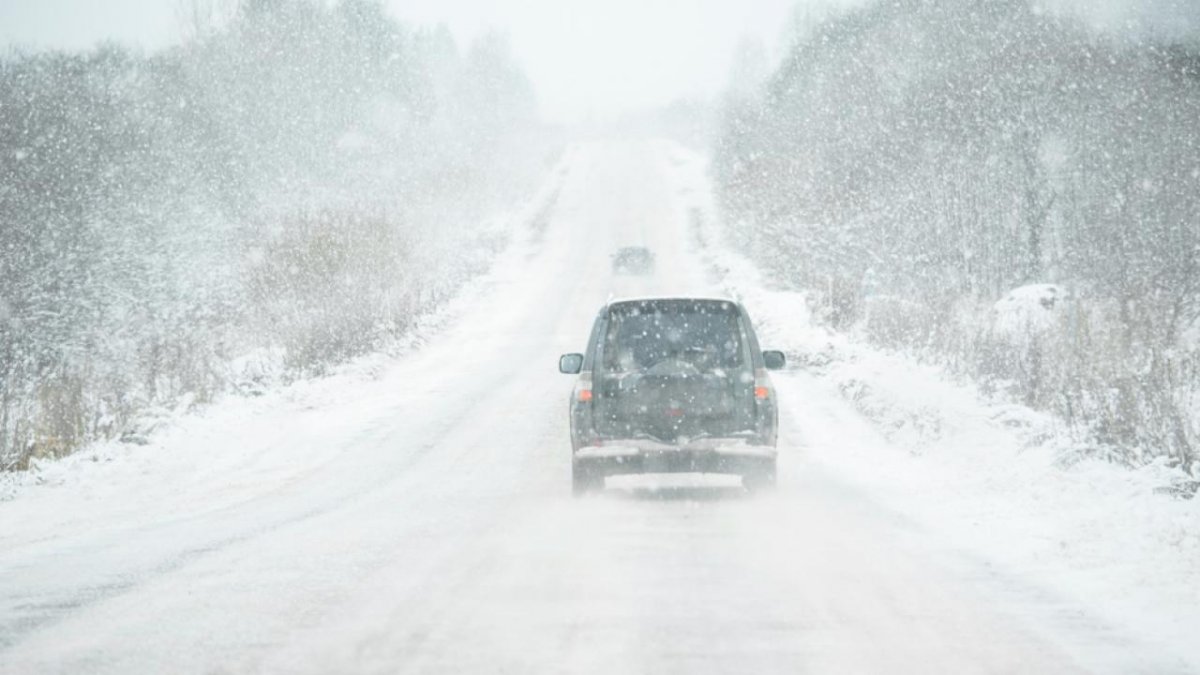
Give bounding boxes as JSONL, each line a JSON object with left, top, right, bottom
{"left": 0, "top": 141, "right": 1191, "bottom": 674}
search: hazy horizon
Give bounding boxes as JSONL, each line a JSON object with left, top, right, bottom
{"left": 0, "top": 0, "right": 1195, "bottom": 123}
{"left": 0, "top": 0, "right": 803, "bottom": 123}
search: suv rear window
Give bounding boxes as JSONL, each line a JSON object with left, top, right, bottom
{"left": 601, "top": 300, "right": 745, "bottom": 374}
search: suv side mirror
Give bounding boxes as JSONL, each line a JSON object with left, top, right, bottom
{"left": 762, "top": 350, "right": 786, "bottom": 370}
{"left": 559, "top": 353, "right": 584, "bottom": 374}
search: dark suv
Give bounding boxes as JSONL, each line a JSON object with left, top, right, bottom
{"left": 610, "top": 246, "right": 656, "bottom": 275}
{"left": 559, "top": 298, "right": 785, "bottom": 494}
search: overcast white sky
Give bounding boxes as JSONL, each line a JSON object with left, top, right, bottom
{"left": 391, "top": 0, "right": 808, "bottom": 121}
{"left": 1, "top": 0, "right": 1193, "bottom": 122}
{"left": 0, "top": 0, "right": 804, "bottom": 122}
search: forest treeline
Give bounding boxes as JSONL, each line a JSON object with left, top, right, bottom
{"left": 716, "top": 0, "right": 1200, "bottom": 470}
{"left": 0, "top": 0, "right": 552, "bottom": 469}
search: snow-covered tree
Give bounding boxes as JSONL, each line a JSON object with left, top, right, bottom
{"left": 715, "top": 0, "right": 1200, "bottom": 466}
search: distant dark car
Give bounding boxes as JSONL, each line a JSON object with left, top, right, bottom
{"left": 610, "top": 246, "right": 656, "bottom": 275}
{"left": 559, "top": 297, "right": 786, "bottom": 495}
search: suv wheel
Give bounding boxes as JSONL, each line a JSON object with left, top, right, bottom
{"left": 743, "top": 462, "right": 777, "bottom": 493}
{"left": 572, "top": 461, "right": 604, "bottom": 496}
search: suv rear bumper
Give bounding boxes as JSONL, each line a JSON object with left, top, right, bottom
{"left": 574, "top": 439, "right": 776, "bottom": 476}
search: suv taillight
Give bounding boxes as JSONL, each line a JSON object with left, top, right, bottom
{"left": 575, "top": 373, "right": 593, "bottom": 403}
{"left": 753, "top": 369, "right": 772, "bottom": 400}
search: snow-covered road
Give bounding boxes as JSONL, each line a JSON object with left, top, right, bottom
{"left": 0, "top": 141, "right": 1187, "bottom": 673}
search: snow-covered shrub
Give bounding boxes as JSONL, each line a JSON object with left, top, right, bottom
{"left": 861, "top": 293, "right": 943, "bottom": 351}
{"left": 247, "top": 211, "right": 417, "bottom": 374}
{"left": 990, "top": 285, "right": 1066, "bottom": 342}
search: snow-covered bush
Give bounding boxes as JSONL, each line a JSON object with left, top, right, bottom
{"left": 990, "top": 284, "right": 1066, "bottom": 342}
{"left": 246, "top": 211, "right": 417, "bottom": 373}
{"left": 861, "top": 293, "right": 943, "bottom": 351}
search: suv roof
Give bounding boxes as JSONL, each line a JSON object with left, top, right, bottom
{"left": 604, "top": 295, "right": 740, "bottom": 307}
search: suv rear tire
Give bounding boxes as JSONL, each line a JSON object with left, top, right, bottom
{"left": 572, "top": 461, "right": 604, "bottom": 496}
{"left": 742, "top": 462, "right": 777, "bottom": 493}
